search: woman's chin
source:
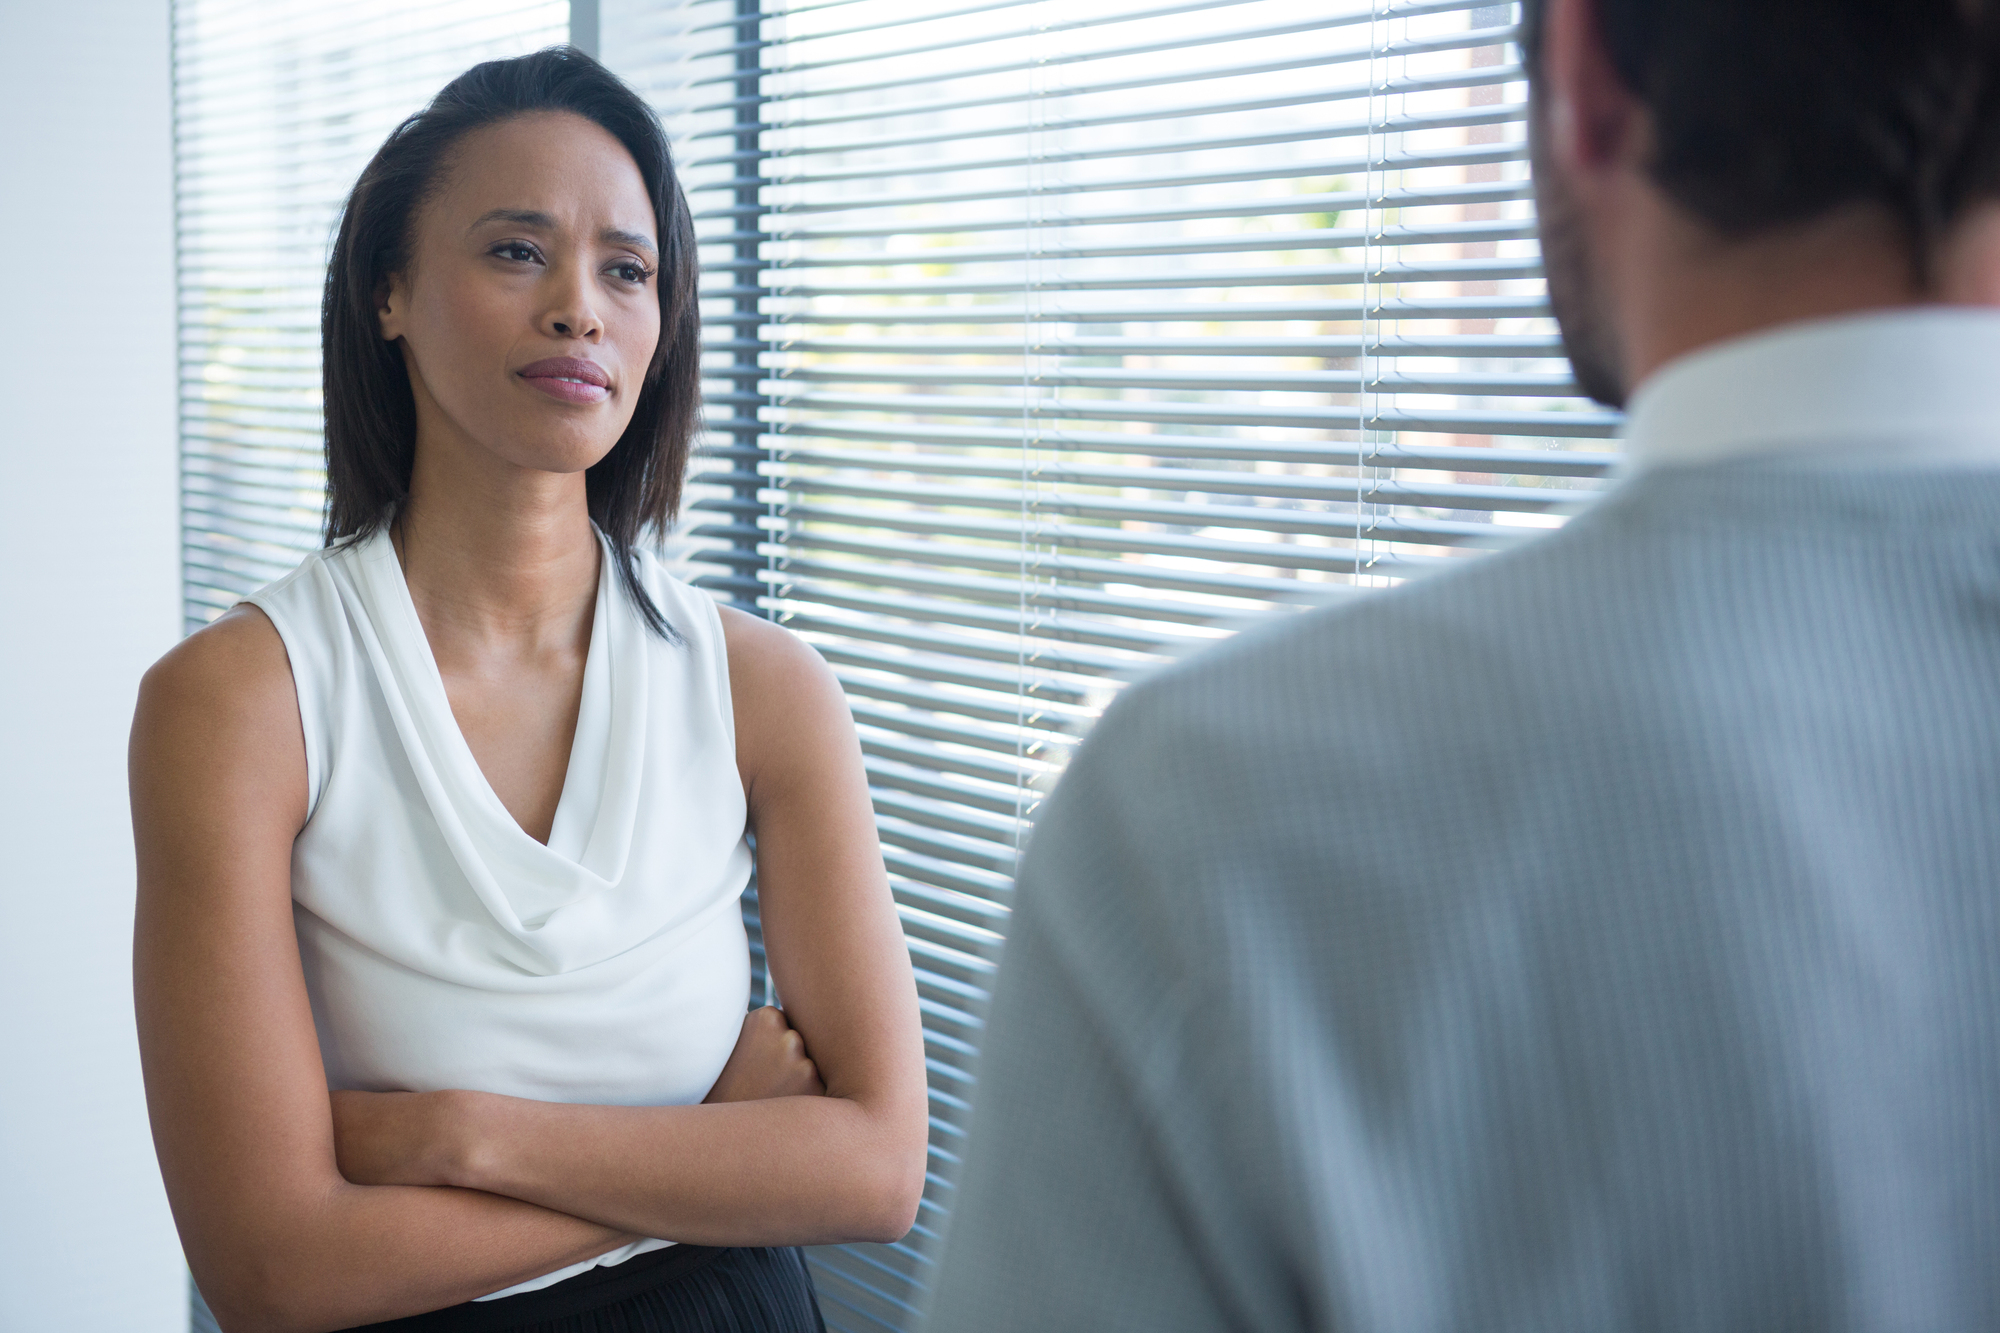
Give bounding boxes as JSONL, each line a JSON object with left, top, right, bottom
{"left": 483, "top": 437, "right": 622, "bottom": 479}
{"left": 477, "top": 410, "right": 626, "bottom": 472}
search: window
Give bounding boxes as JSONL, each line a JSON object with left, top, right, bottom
{"left": 172, "top": 2, "right": 1617, "bottom": 1327}
{"left": 172, "top": 0, "right": 568, "bottom": 632}
{"left": 611, "top": 0, "right": 1616, "bottom": 1324}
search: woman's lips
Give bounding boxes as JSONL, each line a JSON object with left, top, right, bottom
{"left": 517, "top": 357, "right": 611, "bottom": 405}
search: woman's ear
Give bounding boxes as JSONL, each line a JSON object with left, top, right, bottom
{"left": 376, "top": 273, "right": 407, "bottom": 342}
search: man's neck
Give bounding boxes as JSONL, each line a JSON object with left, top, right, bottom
{"left": 1613, "top": 201, "right": 1930, "bottom": 394}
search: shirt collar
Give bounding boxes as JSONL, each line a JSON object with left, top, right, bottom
{"left": 1622, "top": 307, "right": 2000, "bottom": 473}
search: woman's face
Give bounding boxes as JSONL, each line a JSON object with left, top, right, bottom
{"left": 378, "top": 111, "right": 662, "bottom": 478}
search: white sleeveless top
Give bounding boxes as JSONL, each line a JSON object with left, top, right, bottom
{"left": 246, "top": 526, "right": 752, "bottom": 1298}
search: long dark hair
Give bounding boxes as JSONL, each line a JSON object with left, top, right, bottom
{"left": 321, "top": 46, "right": 700, "bottom": 638}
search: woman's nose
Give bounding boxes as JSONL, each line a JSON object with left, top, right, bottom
{"left": 543, "top": 267, "right": 602, "bottom": 341}
{"left": 546, "top": 311, "right": 600, "bottom": 339}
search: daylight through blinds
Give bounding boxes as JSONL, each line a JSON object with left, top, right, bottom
{"left": 172, "top": 3, "right": 1616, "bottom": 1325}
{"left": 610, "top": 0, "right": 1618, "bottom": 1326}
{"left": 171, "top": 0, "right": 568, "bottom": 632}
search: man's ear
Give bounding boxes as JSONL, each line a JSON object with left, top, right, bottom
{"left": 1938, "top": 201, "right": 2000, "bottom": 303}
{"left": 1539, "top": 0, "right": 1641, "bottom": 176}
{"left": 376, "top": 272, "right": 408, "bottom": 343}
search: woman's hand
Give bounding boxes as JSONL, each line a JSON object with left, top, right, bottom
{"left": 332, "top": 1009, "right": 824, "bottom": 1190}
{"left": 704, "top": 1006, "right": 826, "bottom": 1104}
{"left": 331, "top": 1089, "right": 468, "bottom": 1188}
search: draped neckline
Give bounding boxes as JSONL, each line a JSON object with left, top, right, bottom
{"left": 342, "top": 524, "right": 653, "bottom": 961}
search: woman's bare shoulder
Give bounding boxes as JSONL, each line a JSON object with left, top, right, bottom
{"left": 715, "top": 607, "right": 852, "bottom": 788}
{"left": 717, "top": 606, "right": 833, "bottom": 689}
{"left": 139, "top": 604, "right": 296, "bottom": 721}
{"left": 133, "top": 605, "right": 307, "bottom": 828}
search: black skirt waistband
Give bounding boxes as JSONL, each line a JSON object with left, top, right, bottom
{"left": 350, "top": 1243, "right": 729, "bottom": 1333}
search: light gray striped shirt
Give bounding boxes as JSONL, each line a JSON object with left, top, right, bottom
{"left": 921, "top": 310, "right": 2000, "bottom": 1332}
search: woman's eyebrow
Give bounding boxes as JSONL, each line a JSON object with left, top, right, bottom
{"left": 467, "top": 207, "right": 555, "bottom": 234}
{"left": 602, "top": 228, "right": 658, "bottom": 259}
{"left": 465, "top": 210, "right": 657, "bottom": 259}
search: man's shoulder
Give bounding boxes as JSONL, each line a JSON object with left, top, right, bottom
{"left": 1011, "top": 515, "right": 1646, "bottom": 1075}
{"left": 1105, "top": 507, "right": 1619, "bottom": 753}
{"left": 1033, "top": 490, "right": 1708, "bottom": 937}
{"left": 1041, "top": 519, "right": 1594, "bottom": 853}
{"left": 1055, "top": 458, "right": 2000, "bottom": 897}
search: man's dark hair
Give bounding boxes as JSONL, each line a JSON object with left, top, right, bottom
{"left": 1519, "top": 0, "right": 2000, "bottom": 276}
{"left": 321, "top": 46, "right": 700, "bottom": 638}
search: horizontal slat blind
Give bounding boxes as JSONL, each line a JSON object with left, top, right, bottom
{"left": 172, "top": 2, "right": 1617, "bottom": 1324}
{"left": 604, "top": 0, "right": 769, "bottom": 605}
{"left": 172, "top": 0, "right": 568, "bottom": 632}
{"left": 614, "top": 2, "right": 1618, "bottom": 1328}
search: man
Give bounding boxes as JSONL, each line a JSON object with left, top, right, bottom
{"left": 921, "top": 0, "right": 2000, "bottom": 1328}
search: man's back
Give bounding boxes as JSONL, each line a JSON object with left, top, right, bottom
{"left": 923, "top": 446, "right": 2000, "bottom": 1330}
{"left": 923, "top": 0, "right": 2000, "bottom": 1319}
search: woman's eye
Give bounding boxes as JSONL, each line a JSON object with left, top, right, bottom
{"left": 611, "top": 261, "right": 652, "bottom": 285}
{"left": 494, "top": 241, "right": 541, "bottom": 264}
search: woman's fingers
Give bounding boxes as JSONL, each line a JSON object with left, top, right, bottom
{"left": 704, "top": 1006, "right": 827, "bottom": 1103}
{"left": 776, "top": 1013, "right": 825, "bottom": 1095}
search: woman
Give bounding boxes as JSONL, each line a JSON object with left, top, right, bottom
{"left": 131, "top": 48, "right": 927, "bottom": 1333}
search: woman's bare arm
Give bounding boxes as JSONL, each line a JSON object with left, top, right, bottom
{"left": 327, "top": 610, "right": 930, "bottom": 1245}
{"left": 132, "top": 607, "right": 635, "bottom": 1333}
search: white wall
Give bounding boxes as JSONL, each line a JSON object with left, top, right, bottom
{"left": 0, "top": 1, "right": 186, "bottom": 1328}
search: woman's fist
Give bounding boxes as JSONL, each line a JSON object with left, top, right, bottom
{"left": 704, "top": 1006, "right": 826, "bottom": 1103}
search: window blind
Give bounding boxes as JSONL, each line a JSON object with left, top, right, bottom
{"left": 171, "top": 0, "right": 569, "bottom": 633}
{"left": 172, "top": 2, "right": 1619, "bottom": 1324}
{"left": 611, "top": 2, "right": 1619, "bottom": 1327}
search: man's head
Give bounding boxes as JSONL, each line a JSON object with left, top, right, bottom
{"left": 1521, "top": 0, "right": 2000, "bottom": 406}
